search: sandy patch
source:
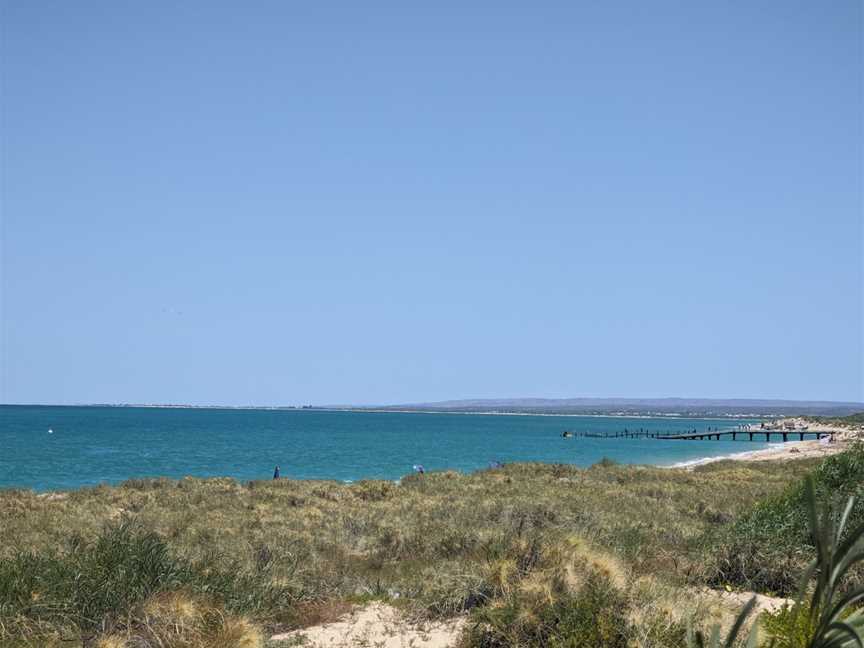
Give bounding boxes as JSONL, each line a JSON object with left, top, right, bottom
{"left": 36, "top": 492, "right": 68, "bottom": 501}
{"left": 270, "top": 603, "right": 466, "bottom": 647}
{"left": 702, "top": 587, "right": 791, "bottom": 616}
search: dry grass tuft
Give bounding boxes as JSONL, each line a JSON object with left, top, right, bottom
{"left": 93, "top": 636, "right": 128, "bottom": 648}
{"left": 211, "top": 616, "right": 264, "bottom": 648}
{"left": 143, "top": 590, "right": 203, "bottom": 623}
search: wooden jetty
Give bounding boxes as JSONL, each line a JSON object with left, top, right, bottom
{"left": 654, "top": 430, "right": 832, "bottom": 442}
{"left": 566, "top": 429, "right": 832, "bottom": 442}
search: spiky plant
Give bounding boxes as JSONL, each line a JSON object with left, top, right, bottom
{"left": 691, "top": 476, "right": 864, "bottom": 648}
{"left": 688, "top": 596, "right": 759, "bottom": 648}
{"left": 792, "top": 476, "right": 864, "bottom": 647}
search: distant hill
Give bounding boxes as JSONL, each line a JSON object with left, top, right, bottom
{"left": 360, "top": 397, "right": 864, "bottom": 417}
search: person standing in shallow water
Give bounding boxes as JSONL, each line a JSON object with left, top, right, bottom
{"left": 273, "top": 466, "right": 280, "bottom": 480}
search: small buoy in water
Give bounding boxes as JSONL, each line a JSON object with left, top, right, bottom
{"left": 48, "top": 429, "right": 53, "bottom": 434}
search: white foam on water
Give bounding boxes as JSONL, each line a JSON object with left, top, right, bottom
{"left": 667, "top": 443, "right": 789, "bottom": 469}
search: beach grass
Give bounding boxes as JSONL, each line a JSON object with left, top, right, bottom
{"left": 0, "top": 453, "right": 845, "bottom": 646}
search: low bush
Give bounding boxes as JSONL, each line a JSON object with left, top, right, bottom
{"left": 706, "top": 443, "right": 864, "bottom": 595}
{"left": 693, "top": 475, "right": 864, "bottom": 648}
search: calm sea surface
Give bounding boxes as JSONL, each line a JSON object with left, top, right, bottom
{"left": 0, "top": 406, "right": 768, "bottom": 491}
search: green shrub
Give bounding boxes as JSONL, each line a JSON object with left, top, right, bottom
{"left": 707, "top": 444, "right": 864, "bottom": 595}
{"left": 695, "top": 475, "right": 864, "bottom": 648}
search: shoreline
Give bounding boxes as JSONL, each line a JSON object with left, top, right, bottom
{"left": 670, "top": 438, "right": 846, "bottom": 469}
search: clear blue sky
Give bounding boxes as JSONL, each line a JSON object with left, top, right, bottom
{"left": 1, "top": 1, "right": 862, "bottom": 406}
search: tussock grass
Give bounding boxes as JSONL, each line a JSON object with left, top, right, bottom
{"left": 93, "top": 590, "right": 265, "bottom": 648}
{"left": 0, "top": 458, "right": 818, "bottom": 646}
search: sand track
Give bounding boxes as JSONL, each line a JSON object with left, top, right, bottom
{"left": 270, "top": 603, "right": 466, "bottom": 647}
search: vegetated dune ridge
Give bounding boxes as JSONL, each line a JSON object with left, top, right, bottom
{"left": 3, "top": 435, "right": 864, "bottom": 647}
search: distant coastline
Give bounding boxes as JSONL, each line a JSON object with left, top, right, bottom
{"left": 0, "top": 402, "right": 804, "bottom": 422}
{"left": 4, "top": 395, "right": 862, "bottom": 419}
{"left": 325, "top": 407, "right": 761, "bottom": 421}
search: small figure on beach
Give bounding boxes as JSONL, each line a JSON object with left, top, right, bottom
{"left": 413, "top": 464, "right": 425, "bottom": 474}
{"left": 273, "top": 465, "right": 280, "bottom": 480}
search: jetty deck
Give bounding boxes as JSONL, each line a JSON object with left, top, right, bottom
{"left": 654, "top": 430, "right": 831, "bottom": 442}
{"left": 566, "top": 429, "right": 831, "bottom": 442}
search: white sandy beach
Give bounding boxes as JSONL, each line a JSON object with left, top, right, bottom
{"left": 673, "top": 439, "right": 841, "bottom": 469}
{"left": 673, "top": 417, "right": 860, "bottom": 469}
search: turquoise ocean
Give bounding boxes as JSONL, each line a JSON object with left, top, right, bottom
{"left": 0, "top": 405, "right": 769, "bottom": 491}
